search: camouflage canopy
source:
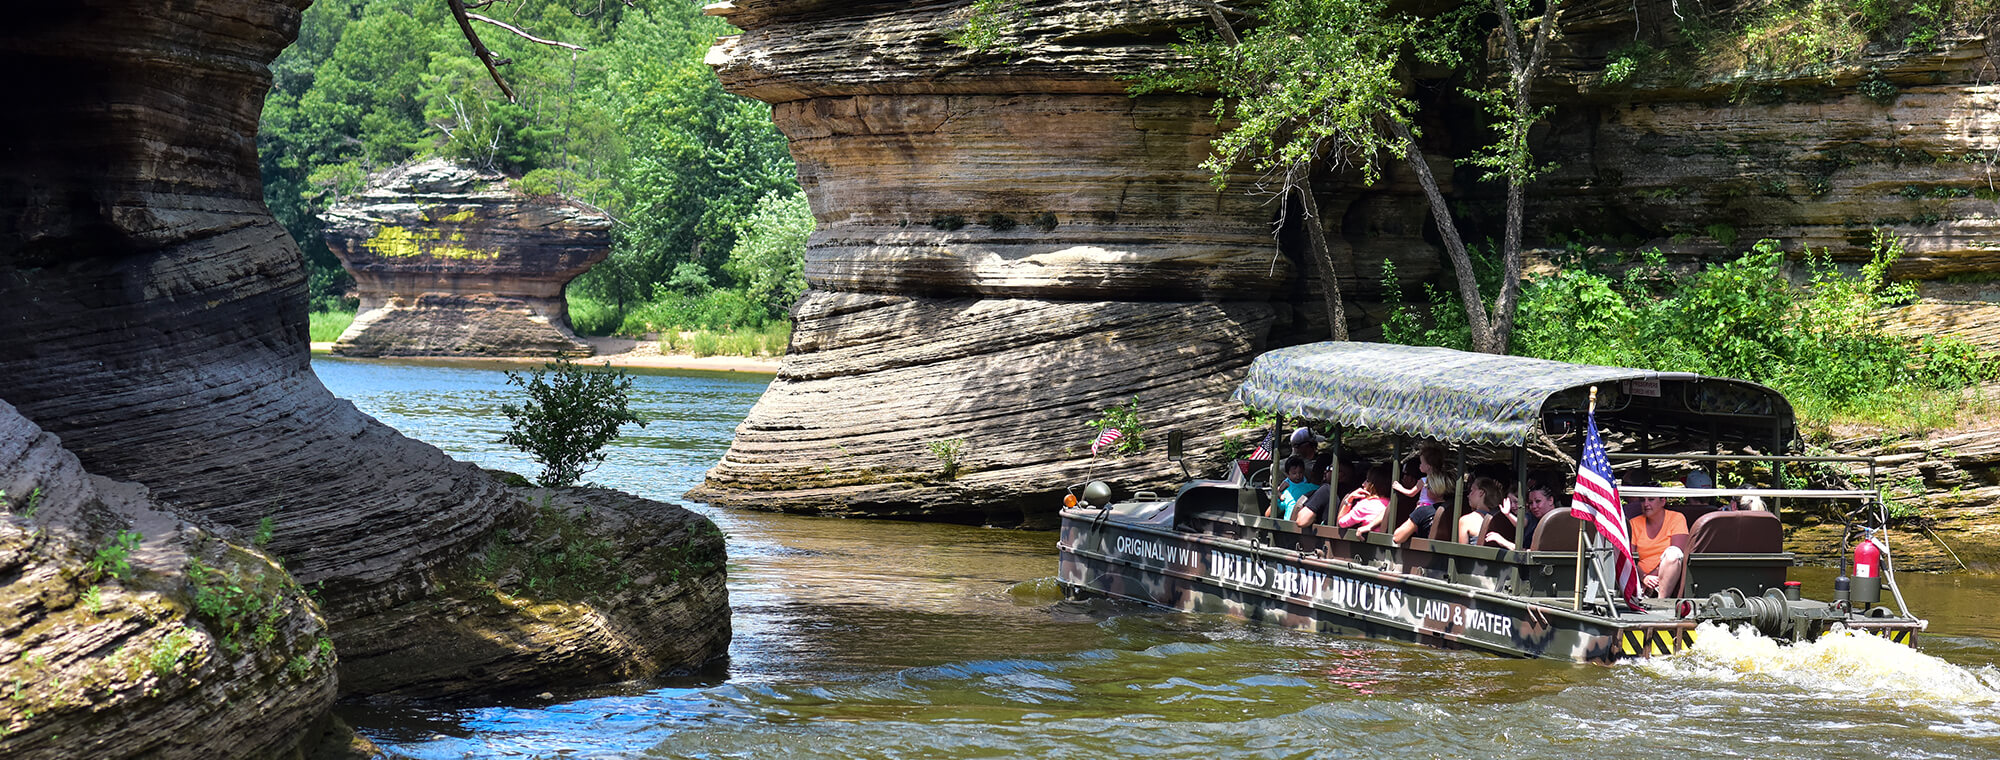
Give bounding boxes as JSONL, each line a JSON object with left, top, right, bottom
{"left": 1232, "top": 342, "right": 1792, "bottom": 448}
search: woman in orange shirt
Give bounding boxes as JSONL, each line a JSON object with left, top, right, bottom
{"left": 1628, "top": 493, "right": 1689, "bottom": 598}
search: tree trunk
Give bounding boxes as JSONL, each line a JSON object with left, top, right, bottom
{"left": 1387, "top": 120, "right": 1502, "bottom": 353}
{"left": 1294, "top": 180, "right": 1350, "bottom": 341}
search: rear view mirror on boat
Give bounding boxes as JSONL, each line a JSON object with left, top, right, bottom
{"left": 1167, "top": 430, "right": 1190, "bottom": 478}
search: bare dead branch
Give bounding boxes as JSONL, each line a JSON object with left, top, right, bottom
{"left": 469, "top": 12, "right": 588, "bottom": 51}
{"left": 447, "top": 0, "right": 517, "bottom": 103}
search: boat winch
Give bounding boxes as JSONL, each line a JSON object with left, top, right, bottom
{"left": 1695, "top": 588, "right": 1846, "bottom": 640}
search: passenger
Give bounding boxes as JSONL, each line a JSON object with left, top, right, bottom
{"left": 1390, "top": 453, "right": 1448, "bottom": 545}
{"left": 1292, "top": 460, "right": 1340, "bottom": 527}
{"left": 1457, "top": 476, "right": 1505, "bottom": 544}
{"left": 1333, "top": 458, "right": 1362, "bottom": 503}
{"left": 1391, "top": 443, "right": 1446, "bottom": 512}
{"left": 1265, "top": 456, "right": 1318, "bottom": 521}
{"left": 1680, "top": 469, "right": 1727, "bottom": 522}
{"left": 1290, "top": 427, "right": 1332, "bottom": 484}
{"left": 1495, "top": 484, "right": 1560, "bottom": 550}
{"left": 1335, "top": 464, "right": 1394, "bottom": 533}
{"left": 1629, "top": 488, "right": 1690, "bottom": 598}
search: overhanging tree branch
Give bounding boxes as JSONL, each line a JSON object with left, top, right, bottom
{"left": 446, "top": 0, "right": 589, "bottom": 103}
{"left": 448, "top": 0, "right": 517, "bottom": 102}
{"left": 470, "top": 13, "right": 588, "bottom": 51}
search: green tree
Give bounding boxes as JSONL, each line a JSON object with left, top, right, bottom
{"left": 724, "top": 191, "right": 814, "bottom": 319}
{"left": 500, "top": 360, "right": 647, "bottom": 487}
{"left": 259, "top": 0, "right": 801, "bottom": 332}
{"left": 1137, "top": 0, "right": 1560, "bottom": 353}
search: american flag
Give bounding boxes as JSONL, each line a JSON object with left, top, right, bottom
{"left": 1090, "top": 428, "right": 1124, "bottom": 456}
{"left": 1246, "top": 430, "right": 1275, "bottom": 461}
{"left": 1570, "top": 409, "right": 1642, "bottom": 607}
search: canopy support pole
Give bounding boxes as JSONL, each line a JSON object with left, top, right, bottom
{"left": 1389, "top": 438, "right": 1403, "bottom": 526}
{"left": 1448, "top": 447, "right": 1466, "bottom": 581}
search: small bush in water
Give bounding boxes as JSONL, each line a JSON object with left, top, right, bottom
{"left": 500, "top": 360, "right": 647, "bottom": 487}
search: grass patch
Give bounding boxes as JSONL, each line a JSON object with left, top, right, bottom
{"left": 474, "top": 500, "right": 629, "bottom": 599}
{"left": 660, "top": 323, "right": 791, "bottom": 358}
{"left": 185, "top": 555, "right": 293, "bottom": 655}
{"left": 308, "top": 308, "right": 355, "bottom": 343}
{"left": 567, "top": 295, "right": 622, "bottom": 337}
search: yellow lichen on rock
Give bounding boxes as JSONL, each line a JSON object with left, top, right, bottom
{"left": 360, "top": 224, "right": 496, "bottom": 261}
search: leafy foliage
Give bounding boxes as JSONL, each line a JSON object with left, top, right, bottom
{"left": 949, "top": 0, "right": 1028, "bottom": 54}
{"left": 89, "top": 531, "right": 143, "bottom": 582}
{"left": 1087, "top": 397, "right": 1148, "bottom": 455}
{"left": 259, "top": 0, "right": 804, "bottom": 327}
{"left": 724, "top": 191, "right": 814, "bottom": 320}
{"left": 1132, "top": 0, "right": 1415, "bottom": 189}
{"left": 927, "top": 438, "right": 968, "bottom": 480}
{"left": 500, "top": 360, "right": 646, "bottom": 487}
{"left": 1479, "top": 231, "right": 1996, "bottom": 429}
{"left": 185, "top": 557, "right": 292, "bottom": 655}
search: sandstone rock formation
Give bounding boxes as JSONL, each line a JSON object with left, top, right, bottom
{"left": 0, "top": 401, "right": 342, "bottom": 759}
{"left": 1531, "top": 23, "right": 2000, "bottom": 274}
{"left": 1789, "top": 423, "right": 2000, "bottom": 573}
{"left": 0, "top": 0, "right": 728, "bottom": 733}
{"left": 322, "top": 159, "right": 611, "bottom": 358}
{"left": 698, "top": 1, "right": 2000, "bottom": 529}
{"left": 692, "top": 0, "right": 1444, "bottom": 521}
{"left": 336, "top": 485, "right": 730, "bottom": 698}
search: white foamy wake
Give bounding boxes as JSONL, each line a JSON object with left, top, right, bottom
{"left": 1640, "top": 622, "right": 2000, "bottom": 707}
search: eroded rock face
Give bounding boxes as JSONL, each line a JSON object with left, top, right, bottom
{"left": 0, "top": 401, "right": 342, "bottom": 759}
{"left": 697, "top": 0, "right": 1442, "bottom": 520}
{"left": 689, "top": 292, "right": 1276, "bottom": 521}
{"left": 0, "top": 0, "right": 726, "bottom": 716}
{"left": 1532, "top": 4, "right": 2000, "bottom": 275}
{"left": 336, "top": 486, "right": 729, "bottom": 698}
{"left": 703, "top": 0, "right": 2000, "bottom": 526}
{"left": 322, "top": 159, "right": 610, "bottom": 357}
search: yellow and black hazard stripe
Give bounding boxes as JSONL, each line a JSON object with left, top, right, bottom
{"left": 1619, "top": 627, "right": 1696, "bottom": 657}
{"left": 1870, "top": 628, "right": 1916, "bottom": 647}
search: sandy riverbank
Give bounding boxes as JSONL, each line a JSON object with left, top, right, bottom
{"left": 309, "top": 336, "right": 782, "bottom": 374}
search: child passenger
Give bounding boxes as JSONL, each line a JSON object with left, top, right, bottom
{"left": 1266, "top": 456, "right": 1318, "bottom": 521}
{"left": 1392, "top": 443, "right": 1446, "bottom": 512}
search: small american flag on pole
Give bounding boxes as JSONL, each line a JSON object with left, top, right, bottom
{"left": 1090, "top": 428, "right": 1124, "bottom": 456}
{"left": 1571, "top": 409, "right": 1642, "bottom": 607}
{"left": 1246, "top": 430, "right": 1275, "bottom": 461}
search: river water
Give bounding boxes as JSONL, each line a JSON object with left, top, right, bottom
{"left": 313, "top": 357, "right": 2000, "bottom": 759}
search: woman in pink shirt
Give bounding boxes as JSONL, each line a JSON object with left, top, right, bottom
{"left": 1337, "top": 464, "right": 1394, "bottom": 533}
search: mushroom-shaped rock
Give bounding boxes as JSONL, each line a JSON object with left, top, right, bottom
{"left": 321, "top": 159, "right": 612, "bottom": 358}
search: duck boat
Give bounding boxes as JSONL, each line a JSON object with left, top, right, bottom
{"left": 1057, "top": 342, "right": 1926, "bottom": 662}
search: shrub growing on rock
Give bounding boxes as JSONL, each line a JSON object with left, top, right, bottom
{"left": 500, "top": 360, "right": 647, "bottom": 487}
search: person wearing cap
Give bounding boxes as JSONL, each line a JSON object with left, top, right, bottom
{"left": 1679, "top": 469, "right": 1728, "bottom": 523}
{"left": 1289, "top": 427, "right": 1333, "bottom": 485}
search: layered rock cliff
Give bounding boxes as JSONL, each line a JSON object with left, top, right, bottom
{"left": 322, "top": 159, "right": 611, "bottom": 358}
{"left": 692, "top": 0, "right": 1444, "bottom": 522}
{"left": 0, "top": 0, "right": 728, "bottom": 736}
{"left": 0, "top": 401, "right": 345, "bottom": 759}
{"left": 698, "top": 0, "right": 2000, "bottom": 527}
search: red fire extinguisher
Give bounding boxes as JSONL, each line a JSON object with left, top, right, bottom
{"left": 1853, "top": 530, "right": 1885, "bottom": 579}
